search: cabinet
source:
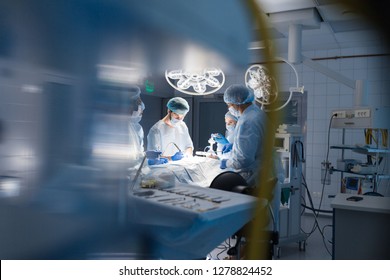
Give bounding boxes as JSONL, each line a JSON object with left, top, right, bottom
{"left": 331, "top": 193, "right": 390, "bottom": 259}
{"left": 330, "top": 128, "right": 389, "bottom": 194}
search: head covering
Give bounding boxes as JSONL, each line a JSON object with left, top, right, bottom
{"left": 223, "top": 84, "right": 254, "bottom": 105}
{"left": 167, "top": 97, "right": 190, "bottom": 115}
{"left": 128, "top": 86, "right": 144, "bottom": 117}
{"left": 128, "top": 86, "right": 141, "bottom": 101}
{"left": 225, "top": 111, "right": 238, "bottom": 122}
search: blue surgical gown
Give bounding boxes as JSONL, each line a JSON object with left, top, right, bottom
{"left": 226, "top": 103, "right": 267, "bottom": 183}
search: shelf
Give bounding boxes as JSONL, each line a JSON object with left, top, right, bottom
{"left": 330, "top": 145, "right": 390, "bottom": 155}
{"left": 331, "top": 168, "right": 374, "bottom": 176}
{"left": 331, "top": 168, "right": 390, "bottom": 179}
{"left": 330, "top": 126, "right": 389, "bottom": 194}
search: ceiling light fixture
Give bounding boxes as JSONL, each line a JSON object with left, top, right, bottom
{"left": 165, "top": 68, "right": 225, "bottom": 95}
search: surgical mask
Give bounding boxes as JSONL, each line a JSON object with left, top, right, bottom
{"left": 129, "top": 115, "right": 142, "bottom": 123}
{"left": 170, "top": 116, "right": 182, "bottom": 126}
{"left": 226, "top": 124, "right": 235, "bottom": 132}
{"left": 228, "top": 106, "right": 240, "bottom": 118}
{"left": 140, "top": 102, "right": 145, "bottom": 112}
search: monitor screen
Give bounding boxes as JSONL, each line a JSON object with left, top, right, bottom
{"left": 346, "top": 177, "right": 359, "bottom": 190}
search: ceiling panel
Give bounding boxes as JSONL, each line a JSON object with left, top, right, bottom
{"left": 252, "top": 0, "right": 384, "bottom": 53}
{"left": 334, "top": 30, "right": 382, "bottom": 43}
{"left": 329, "top": 20, "right": 374, "bottom": 33}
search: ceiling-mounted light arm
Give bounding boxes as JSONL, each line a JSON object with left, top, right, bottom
{"left": 267, "top": 57, "right": 304, "bottom": 112}
{"left": 302, "top": 56, "right": 367, "bottom": 107}
{"left": 276, "top": 56, "right": 304, "bottom": 94}
{"left": 302, "top": 55, "right": 355, "bottom": 88}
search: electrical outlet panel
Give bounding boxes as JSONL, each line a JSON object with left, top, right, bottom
{"left": 333, "top": 110, "right": 346, "bottom": 118}
{"left": 354, "top": 108, "right": 370, "bottom": 118}
{"left": 331, "top": 107, "right": 389, "bottom": 129}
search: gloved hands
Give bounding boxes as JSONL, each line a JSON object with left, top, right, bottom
{"left": 148, "top": 158, "right": 168, "bottom": 166}
{"left": 213, "top": 133, "right": 229, "bottom": 145}
{"left": 222, "top": 143, "right": 233, "bottom": 154}
{"left": 171, "top": 151, "right": 184, "bottom": 161}
{"left": 146, "top": 150, "right": 162, "bottom": 159}
{"left": 220, "top": 159, "right": 228, "bottom": 169}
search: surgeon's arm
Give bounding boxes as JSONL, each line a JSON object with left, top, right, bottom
{"left": 146, "top": 126, "right": 161, "bottom": 151}
{"left": 227, "top": 122, "right": 257, "bottom": 170}
{"left": 182, "top": 126, "right": 194, "bottom": 157}
{"left": 184, "top": 147, "right": 193, "bottom": 157}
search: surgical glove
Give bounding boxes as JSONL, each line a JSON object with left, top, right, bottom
{"left": 146, "top": 150, "right": 162, "bottom": 159}
{"left": 171, "top": 151, "right": 184, "bottom": 161}
{"left": 213, "top": 133, "right": 229, "bottom": 145}
{"left": 148, "top": 158, "right": 168, "bottom": 166}
{"left": 220, "top": 159, "right": 228, "bottom": 169}
{"left": 222, "top": 143, "right": 233, "bottom": 154}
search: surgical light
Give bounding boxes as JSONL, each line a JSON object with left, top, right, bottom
{"left": 165, "top": 68, "right": 225, "bottom": 96}
{"left": 245, "top": 64, "right": 278, "bottom": 106}
{"left": 245, "top": 57, "right": 304, "bottom": 111}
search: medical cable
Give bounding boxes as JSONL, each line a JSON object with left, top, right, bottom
{"left": 292, "top": 140, "right": 304, "bottom": 167}
{"left": 300, "top": 172, "right": 333, "bottom": 256}
{"left": 316, "top": 114, "right": 336, "bottom": 217}
{"left": 292, "top": 137, "right": 332, "bottom": 255}
{"left": 161, "top": 142, "right": 181, "bottom": 156}
{"left": 210, "top": 238, "right": 232, "bottom": 260}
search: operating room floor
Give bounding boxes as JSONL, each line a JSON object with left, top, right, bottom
{"left": 275, "top": 213, "right": 333, "bottom": 260}
{"left": 208, "top": 213, "right": 333, "bottom": 260}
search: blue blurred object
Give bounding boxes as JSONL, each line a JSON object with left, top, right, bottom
{"left": 222, "top": 143, "right": 233, "bottom": 154}
{"left": 146, "top": 150, "right": 162, "bottom": 159}
{"left": 220, "top": 159, "right": 228, "bottom": 169}
{"left": 0, "top": 0, "right": 254, "bottom": 260}
{"left": 171, "top": 151, "right": 184, "bottom": 161}
{"left": 148, "top": 158, "right": 168, "bottom": 166}
{"left": 213, "top": 133, "right": 229, "bottom": 145}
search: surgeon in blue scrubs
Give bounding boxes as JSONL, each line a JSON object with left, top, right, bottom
{"left": 219, "top": 84, "right": 268, "bottom": 185}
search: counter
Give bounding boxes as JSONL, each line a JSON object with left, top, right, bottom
{"left": 331, "top": 193, "right": 390, "bottom": 259}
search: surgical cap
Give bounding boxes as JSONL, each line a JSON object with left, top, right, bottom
{"left": 225, "top": 111, "right": 238, "bottom": 122}
{"left": 167, "top": 97, "right": 190, "bottom": 115}
{"left": 223, "top": 84, "right": 254, "bottom": 105}
{"left": 128, "top": 86, "right": 141, "bottom": 100}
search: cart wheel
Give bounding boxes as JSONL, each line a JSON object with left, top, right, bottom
{"left": 299, "top": 241, "right": 306, "bottom": 251}
{"left": 274, "top": 246, "right": 281, "bottom": 259}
